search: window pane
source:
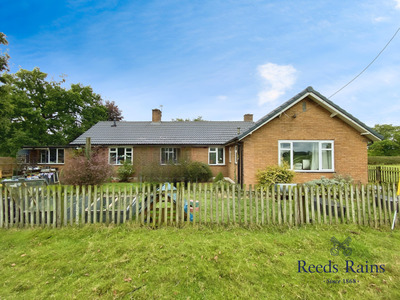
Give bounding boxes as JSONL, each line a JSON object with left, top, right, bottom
{"left": 218, "top": 148, "right": 224, "bottom": 164}
{"left": 117, "top": 148, "right": 125, "bottom": 164}
{"left": 322, "top": 150, "right": 333, "bottom": 169}
{"left": 58, "top": 149, "right": 64, "bottom": 164}
{"left": 49, "top": 149, "right": 57, "bottom": 164}
{"left": 40, "top": 150, "right": 48, "bottom": 164}
{"left": 209, "top": 152, "right": 216, "bottom": 165}
{"left": 322, "top": 143, "right": 332, "bottom": 149}
{"left": 280, "top": 143, "right": 291, "bottom": 149}
{"left": 110, "top": 152, "right": 117, "bottom": 165}
{"left": 280, "top": 150, "right": 291, "bottom": 166}
{"left": 125, "top": 151, "right": 132, "bottom": 163}
{"left": 293, "top": 142, "right": 319, "bottom": 170}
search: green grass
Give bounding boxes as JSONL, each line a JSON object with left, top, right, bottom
{"left": 1, "top": 224, "right": 399, "bottom": 299}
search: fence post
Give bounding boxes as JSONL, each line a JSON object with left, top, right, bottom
{"left": 376, "top": 166, "right": 382, "bottom": 183}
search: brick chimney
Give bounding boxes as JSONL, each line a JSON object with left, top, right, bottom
{"left": 244, "top": 114, "right": 253, "bottom": 122}
{"left": 152, "top": 109, "right": 162, "bottom": 122}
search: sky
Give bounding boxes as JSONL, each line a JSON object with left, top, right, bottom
{"left": 1, "top": 0, "right": 400, "bottom": 126}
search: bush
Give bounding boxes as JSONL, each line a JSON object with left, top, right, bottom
{"left": 303, "top": 174, "right": 353, "bottom": 187}
{"left": 186, "top": 161, "right": 213, "bottom": 182}
{"left": 213, "top": 172, "right": 225, "bottom": 183}
{"left": 117, "top": 161, "right": 134, "bottom": 182}
{"left": 140, "top": 160, "right": 212, "bottom": 183}
{"left": 368, "top": 156, "right": 400, "bottom": 165}
{"left": 60, "top": 150, "right": 114, "bottom": 185}
{"left": 256, "top": 162, "right": 295, "bottom": 187}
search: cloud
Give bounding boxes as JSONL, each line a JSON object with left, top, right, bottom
{"left": 217, "top": 95, "right": 228, "bottom": 101}
{"left": 396, "top": 0, "right": 400, "bottom": 9}
{"left": 257, "top": 62, "right": 297, "bottom": 105}
{"left": 373, "top": 16, "right": 387, "bottom": 23}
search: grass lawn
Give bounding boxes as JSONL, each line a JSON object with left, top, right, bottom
{"left": 1, "top": 224, "right": 399, "bottom": 299}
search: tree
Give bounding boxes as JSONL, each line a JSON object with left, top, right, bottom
{"left": 0, "top": 33, "right": 12, "bottom": 154}
{"left": 172, "top": 116, "right": 205, "bottom": 122}
{"left": 104, "top": 100, "right": 123, "bottom": 121}
{"left": 0, "top": 32, "right": 10, "bottom": 72}
{"left": 0, "top": 68, "right": 109, "bottom": 156}
{"left": 368, "top": 124, "right": 400, "bottom": 156}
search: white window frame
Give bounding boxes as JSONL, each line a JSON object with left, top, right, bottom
{"left": 278, "top": 140, "right": 334, "bottom": 172}
{"left": 39, "top": 148, "right": 65, "bottom": 164}
{"left": 109, "top": 147, "right": 133, "bottom": 165}
{"left": 160, "top": 148, "right": 180, "bottom": 165}
{"left": 208, "top": 147, "right": 225, "bottom": 165}
{"left": 229, "top": 147, "right": 232, "bottom": 163}
{"left": 234, "top": 146, "right": 238, "bottom": 165}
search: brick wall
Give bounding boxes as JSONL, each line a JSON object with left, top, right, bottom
{"left": 101, "top": 145, "right": 230, "bottom": 180}
{"left": 242, "top": 97, "right": 370, "bottom": 185}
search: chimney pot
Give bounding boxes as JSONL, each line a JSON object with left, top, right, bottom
{"left": 244, "top": 114, "right": 253, "bottom": 122}
{"left": 152, "top": 109, "right": 162, "bottom": 122}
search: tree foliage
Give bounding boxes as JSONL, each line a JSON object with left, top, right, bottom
{"left": 0, "top": 68, "right": 110, "bottom": 156}
{"left": 368, "top": 124, "right": 400, "bottom": 156}
{"left": 0, "top": 32, "right": 10, "bottom": 73}
{"left": 104, "top": 100, "right": 123, "bottom": 121}
{"left": 0, "top": 33, "right": 124, "bottom": 157}
{"left": 172, "top": 116, "right": 205, "bottom": 122}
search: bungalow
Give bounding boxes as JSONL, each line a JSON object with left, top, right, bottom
{"left": 22, "top": 87, "right": 382, "bottom": 184}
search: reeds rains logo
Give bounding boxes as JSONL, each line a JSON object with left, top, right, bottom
{"left": 330, "top": 236, "right": 352, "bottom": 257}
{"left": 297, "top": 236, "right": 385, "bottom": 274}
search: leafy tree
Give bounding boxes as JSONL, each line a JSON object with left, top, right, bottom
{"left": 0, "top": 33, "right": 12, "bottom": 154}
{"left": 0, "top": 68, "right": 108, "bottom": 156}
{"left": 368, "top": 124, "right": 400, "bottom": 156}
{"left": 0, "top": 32, "right": 10, "bottom": 72}
{"left": 172, "top": 116, "right": 205, "bottom": 122}
{"left": 104, "top": 100, "right": 123, "bottom": 121}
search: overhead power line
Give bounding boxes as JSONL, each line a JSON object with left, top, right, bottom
{"left": 329, "top": 25, "right": 400, "bottom": 99}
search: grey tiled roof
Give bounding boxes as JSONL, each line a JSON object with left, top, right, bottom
{"left": 232, "top": 86, "right": 383, "bottom": 142}
{"left": 70, "top": 121, "right": 255, "bottom": 145}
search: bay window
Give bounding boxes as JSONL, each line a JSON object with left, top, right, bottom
{"left": 279, "top": 141, "right": 334, "bottom": 172}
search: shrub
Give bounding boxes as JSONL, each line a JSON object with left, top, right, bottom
{"left": 368, "top": 156, "right": 400, "bottom": 165}
{"left": 60, "top": 150, "right": 114, "bottom": 185}
{"left": 186, "top": 161, "right": 213, "bottom": 182}
{"left": 213, "top": 172, "right": 224, "bottom": 182}
{"left": 256, "top": 162, "right": 295, "bottom": 187}
{"left": 303, "top": 174, "right": 353, "bottom": 187}
{"left": 117, "top": 161, "right": 134, "bottom": 182}
{"left": 140, "top": 160, "right": 213, "bottom": 183}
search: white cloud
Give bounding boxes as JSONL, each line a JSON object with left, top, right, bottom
{"left": 257, "top": 62, "right": 297, "bottom": 105}
{"left": 395, "top": 0, "right": 400, "bottom": 9}
{"left": 373, "top": 16, "right": 387, "bottom": 23}
{"left": 217, "top": 95, "right": 228, "bottom": 101}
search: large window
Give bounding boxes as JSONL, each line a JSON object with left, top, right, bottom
{"left": 109, "top": 147, "right": 132, "bottom": 165}
{"left": 209, "top": 147, "right": 225, "bottom": 165}
{"left": 161, "top": 148, "right": 180, "bottom": 164}
{"left": 39, "top": 149, "right": 64, "bottom": 164}
{"left": 279, "top": 141, "right": 334, "bottom": 172}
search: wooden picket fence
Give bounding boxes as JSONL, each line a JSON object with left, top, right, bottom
{"left": 368, "top": 165, "right": 400, "bottom": 184}
{"left": 0, "top": 183, "right": 399, "bottom": 229}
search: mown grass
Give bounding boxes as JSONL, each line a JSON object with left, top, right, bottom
{"left": 1, "top": 224, "right": 399, "bottom": 299}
